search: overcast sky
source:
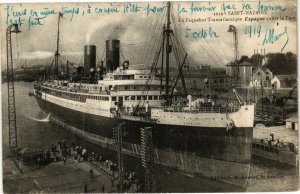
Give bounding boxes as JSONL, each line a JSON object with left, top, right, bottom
{"left": 1, "top": 1, "right": 297, "bottom": 69}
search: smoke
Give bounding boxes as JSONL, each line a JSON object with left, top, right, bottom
{"left": 20, "top": 51, "right": 53, "bottom": 59}
{"left": 85, "top": 15, "right": 133, "bottom": 44}
{"left": 61, "top": 51, "right": 83, "bottom": 56}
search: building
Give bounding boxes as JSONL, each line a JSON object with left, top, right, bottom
{"left": 271, "top": 74, "right": 297, "bottom": 89}
{"left": 170, "top": 66, "right": 233, "bottom": 96}
{"left": 286, "top": 116, "right": 298, "bottom": 130}
{"left": 226, "top": 61, "right": 256, "bottom": 86}
{"left": 237, "top": 61, "right": 255, "bottom": 86}
{"left": 208, "top": 68, "right": 233, "bottom": 92}
{"left": 251, "top": 66, "right": 274, "bottom": 87}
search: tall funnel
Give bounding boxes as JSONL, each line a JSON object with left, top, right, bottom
{"left": 106, "top": 40, "right": 120, "bottom": 72}
{"left": 84, "top": 45, "right": 96, "bottom": 77}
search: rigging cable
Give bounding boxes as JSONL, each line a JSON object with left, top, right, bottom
{"left": 134, "top": 41, "right": 164, "bottom": 112}
{"left": 142, "top": 11, "right": 166, "bottom": 68}
{"left": 172, "top": 6, "right": 231, "bottom": 65}
{"left": 134, "top": 11, "right": 167, "bottom": 100}
{"left": 136, "top": 13, "right": 157, "bottom": 65}
{"left": 170, "top": 10, "right": 198, "bottom": 67}
{"left": 171, "top": 8, "right": 222, "bottom": 67}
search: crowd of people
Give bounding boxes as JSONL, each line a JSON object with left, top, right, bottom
{"left": 45, "top": 140, "right": 140, "bottom": 192}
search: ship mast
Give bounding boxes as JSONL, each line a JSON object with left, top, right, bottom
{"left": 165, "top": 1, "right": 172, "bottom": 99}
{"left": 54, "top": 12, "right": 63, "bottom": 78}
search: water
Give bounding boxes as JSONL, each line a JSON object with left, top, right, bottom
{"left": 2, "top": 82, "right": 299, "bottom": 192}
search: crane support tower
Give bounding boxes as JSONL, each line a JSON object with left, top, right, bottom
{"left": 6, "top": 24, "right": 21, "bottom": 152}
{"left": 113, "top": 122, "right": 126, "bottom": 192}
{"left": 140, "top": 127, "right": 155, "bottom": 192}
{"left": 228, "top": 25, "right": 239, "bottom": 81}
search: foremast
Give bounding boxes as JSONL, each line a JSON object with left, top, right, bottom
{"left": 54, "top": 12, "right": 63, "bottom": 78}
{"left": 165, "top": 2, "right": 172, "bottom": 99}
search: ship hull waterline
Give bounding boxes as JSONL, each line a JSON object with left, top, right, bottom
{"left": 35, "top": 96, "right": 252, "bottom": 187}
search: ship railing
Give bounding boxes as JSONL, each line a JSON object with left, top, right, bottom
{"left": 153, "top": 105, "right": 241, "bottom": 114}
{"left": 43, "top": 84, "right": 109, "bottom": 95}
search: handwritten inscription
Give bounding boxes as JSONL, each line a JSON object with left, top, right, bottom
{"left": 185, "top": 27, "right": 219, "bottom": 39}
{"left": 2, "top": 0, "right": 292, "bottom": 54}
{"left": 257, "top": 0, "right": 285, "bottom": 11}
{"left": 244, "top": 25, "right": 289, "bottom": 52}
{"left": 263, "top": 27, "right": 289, "bottom": 52}
{"left": 244, "top": 25, "right": 262, "bottom": 38}
{"left": 123, "top": 3, "right": 141, "bottom": 13}
{"left": 145, "top": 4, "right": 165, "bottom": 15}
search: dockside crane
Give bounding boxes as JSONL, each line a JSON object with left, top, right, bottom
{"left": 228, "top": 25, "right": 239, "bottom": 81}
{"left": 6, "top": 24, "right": 21, "bottom": 152}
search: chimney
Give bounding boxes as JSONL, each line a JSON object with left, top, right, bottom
{"left": 84, "top": 45, "right": 96, "bottom": 77}
{"left": 106, "top": 40, "right": 120, "bottom": 72}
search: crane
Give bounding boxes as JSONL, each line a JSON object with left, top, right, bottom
{"left": 6, "top": 24, "right": 21, "bottom": 152}
{"left": 228, "top": 25, "right": 239, "bottom": 81}
{"left": 228, "top": 25, "right": 239, "bottom": 62}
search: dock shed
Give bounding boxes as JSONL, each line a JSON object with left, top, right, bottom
{"left": 286, "top": 116, "right": 298, "bottom": 130}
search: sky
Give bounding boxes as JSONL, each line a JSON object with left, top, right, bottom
{"left": 0, "top": 1, "right": 297, "bottom": 70}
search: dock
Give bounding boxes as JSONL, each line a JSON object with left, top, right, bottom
{"left": 3, "top": 158, "right": 118, "bottom": 193}
{"left": 3, "top": 146, "right": 138, "bottom": 193}
{"left": 254, "top": 124, "right": 298, "bottom": 146}
{"left": 253, "top": 124, "right": 298, "bottom": 167}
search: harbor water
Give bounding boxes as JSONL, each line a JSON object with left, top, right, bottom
{"left": 2, "top": 82, "right": 299, "bottom": 192}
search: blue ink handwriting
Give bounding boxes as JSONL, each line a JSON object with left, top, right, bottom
{"left": 262, "top": 26, "right": 289, "bottom": 51}
{"left": 61, "top": 5, "right": 80, "bottom": 21}
{"left": 145, "top": 3, "right": 165, "bottom": 15}
{"left": 257, "top": 0, "right": 285, "bottom": 11}
{"left": 177, "top": 3, "right": 188, "bottom": 14}
{"left": 244, "top": 25, "right": 262, "bottom": 38}
{"left": 220, "top": 3, "right": 237, "bottom": 13}
{"left": 185, "top": 27, "right": 219, "bottom": 39}
{"left": 123, "top": 3, "right": 142, "bottom": 13}
{"left": 190, "top": 2, "right": 216, "bottom": 15}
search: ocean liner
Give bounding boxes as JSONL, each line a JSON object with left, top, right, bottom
{"left": 33, "top": 2, "right": 254, "bottom": 187}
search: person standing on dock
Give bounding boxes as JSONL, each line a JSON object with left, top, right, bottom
{"left": 84, "top": 183, "right": 88, "bottom": 193}
{"left": 90, "top": 168, "right": 94, "bottom": 179}
{"left": 63, "top": 157, "right": 66, "bottom": 165}
{"left": 101, "top": 184, "right": 105, "bottom": 192}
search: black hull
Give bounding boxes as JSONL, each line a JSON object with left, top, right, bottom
{"left": 35, "top": 96, "right": 253, "bottom": 187}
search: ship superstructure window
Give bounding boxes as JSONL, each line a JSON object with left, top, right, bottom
{"left": 130, "top": 96, "right": 136, "bottom": 100}
{"left": 154, "top": 96, "right": 158, "bottom": 100}
{"left": 86, "top": 95, "right": 109, "bottom": 101}
{"left": 117, "top": 85, "right": 160, "bottom": 91}
{"left": 125, "top": 96, "right": 130, "bottom": 100}
{"left": 114, "top": 75, "right": 134, "bottom": 80}
{"left": 148, "top": 96, "right": 153, "bottom": 100}
{"left": 137, "top": 96, "right": 141, "bottom": 100}
{"left": 112, "top": 96, "right": 116, "bottom": 101}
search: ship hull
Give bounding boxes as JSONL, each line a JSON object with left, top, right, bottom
{"left": 35, "top": 96, "right": 252, "bottom": 187}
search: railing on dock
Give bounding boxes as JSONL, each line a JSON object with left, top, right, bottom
{"left": 252, "top": 138, "right": 298, "bottom": 154}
